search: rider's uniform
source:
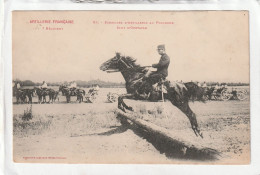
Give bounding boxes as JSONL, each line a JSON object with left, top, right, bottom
{"left": 17, "top": 83, "right": 21, "bottom": 89}
{"left": 202, "top": 83, "right": 207, "bottom": 88}
{"left": 69, "top": 82, "right": 77, "bottom": 88}
{"left": 137, "top": 52, "right": 170, "bottom": 99}
{"left": 41, "top": 82, "right": 48, "bottom": 89}
{"left": 147, "top": 53, "right": 170, "bottom": 84}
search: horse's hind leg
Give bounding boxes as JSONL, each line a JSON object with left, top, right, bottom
{"left": 172, "top": 101, "right": 203, "bottom": 138}
{"left": 28, "top": 96, "right": 32, "bottom": 104}
{"left": 48, "top": 95, "right": 51, "bottom": 103}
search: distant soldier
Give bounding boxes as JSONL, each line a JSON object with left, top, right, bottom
{"left": 93, "top": 84, "right": 100, "bottom": 91}
{"left": 197, "top": 82, "right": 201, "bottom": 87}
{"left": 69, "top": 81, "right": 77, "bottom": 95}
{"left": 41, "top": 81, "right": 48, "bottom": 89}
{"left": 13, "top": 81, "right": 21, "bottom": 96}
{"left": 202, "top": 81, "right": 207, "bottom": 88}
{"left": 69, "top": 81, "right": 77, "bottom": 88}
{"left": 215, "top": 83, "right": 219, "bottom": 90}
{"left": 16, "top": 82, "right": 21, "bottom": 89}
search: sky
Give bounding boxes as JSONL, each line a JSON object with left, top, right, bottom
{"left": 13, "top": 11, "right": 249, "bottom": 83}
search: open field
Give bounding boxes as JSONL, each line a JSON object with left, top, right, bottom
{"left": 13, "top": 87, "right": 250, "bottom": 164}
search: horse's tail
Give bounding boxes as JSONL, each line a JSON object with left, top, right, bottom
{"left": 184, "top": 82, "right": 206, "bottom": 103}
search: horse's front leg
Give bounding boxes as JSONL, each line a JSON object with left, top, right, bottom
{"left": 43, "top": 96, "right": 47, "bottom": 103}
{"left": 28, "top": 96, "right": 32, "bottom": 104}
{"left": 66, "top": 95, "right": 70, "bottom": 103}
{"left": 16, "top": 96, "right": 19, "bottom": 104}
{"left": 118, "top": 94, "right": 134, "bottom": 112}
{"left": 80, "top": 94, "right": 83, "bottom": 103}
{"left": 39, "top": 96, "right": 42, "bottom": 104}
{"left": 48, "top": 95, "right": 52, "bottom": 103}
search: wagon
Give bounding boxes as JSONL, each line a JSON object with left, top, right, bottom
{"left": 221, "top": 89, "right": 248, "bottom": 101}
{"left": 85, "top": 90, "right": 98, "bottom": 103}
{"left": 211, "top": 87, "right": 227, "bottom": 101}
{"left": 107, "top": 92, "right": 118, "bottom": 103}
{"left": 204, "top": 87, "right": 248, "bottom": 101}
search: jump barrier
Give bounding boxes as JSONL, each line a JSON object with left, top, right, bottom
{"left": 116, "top": 109, "right": 222, "bottom": 161}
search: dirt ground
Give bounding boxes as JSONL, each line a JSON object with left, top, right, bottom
{"left": 13, "top": 88, "right": 250, "bottom": 164}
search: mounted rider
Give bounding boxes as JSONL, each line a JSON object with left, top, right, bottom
{"left": 202, "top": 81, "right": 207, "bottom": 88}
{"left": 69, "top": 81, "right": 77, "bottom": 95}
{"left": 41, "top": 81, "right": 48, "bottom": 89}
{"left": 136, "top": 44, "right": 170, "bottom": 99}
{"left": 88, "top": 84, "right": 99, "bottom": 96}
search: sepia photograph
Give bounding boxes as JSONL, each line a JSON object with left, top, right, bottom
{"left": 12, "top": 11, "right": 250, "bottom": 164}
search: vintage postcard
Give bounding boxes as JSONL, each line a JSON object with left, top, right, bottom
{"left": 12, "top": 11, "right": 250, "bottom": 164}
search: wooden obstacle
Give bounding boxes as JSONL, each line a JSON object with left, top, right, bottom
{"left": 116, "top": 109, "right": 222, "bottom": 161}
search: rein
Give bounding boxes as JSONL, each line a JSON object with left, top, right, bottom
{"left": 104, "top": 55, "right": 151, "bottom": 74}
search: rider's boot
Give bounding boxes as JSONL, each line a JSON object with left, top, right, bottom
{"left": 135, "top": 90, "right": 150, "bottom": 100}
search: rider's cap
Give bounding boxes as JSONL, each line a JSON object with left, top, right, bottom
{"left": 157, "top": 45, "right": 165, "bottom": 50}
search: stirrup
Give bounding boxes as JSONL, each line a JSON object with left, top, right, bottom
{"left": 158, "top": 77, "right": 166, "bottom": 84}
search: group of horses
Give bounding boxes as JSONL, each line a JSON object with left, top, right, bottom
{"left": 13, "top": 85, "right": 88, "bottom": 104}
{"left": 58, "top": 85, "right": 86, "bottom": 103}
{"left": 14, "top": 87, "right": 60, "bottom": 104}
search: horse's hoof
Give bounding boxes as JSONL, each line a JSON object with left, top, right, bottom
{"left": 118, "top": 106, "right": 126, "bottom": 113}
{"left": 127, "top": 107, "right": 134, "bottom": 111}
{"left": 199, "top": 131, "right": 203, "bottom": 138}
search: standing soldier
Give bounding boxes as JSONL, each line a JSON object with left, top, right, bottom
{"left": 16, "top": 82, "right": 21, "bottom": 89}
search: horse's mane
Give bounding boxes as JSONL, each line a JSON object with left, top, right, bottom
{"left": 122, "top": 56, "right": 141, "bottom": 68}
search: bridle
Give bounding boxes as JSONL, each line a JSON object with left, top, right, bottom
{"left": 106, "top": 54, "right": 150, "bottom": 73}
{"left": 106, "top": 55, "right": 131, "bottom": 73}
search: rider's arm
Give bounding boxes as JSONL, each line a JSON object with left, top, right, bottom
{"left": 152, "top": 55, "right": 170, "bottom": 68}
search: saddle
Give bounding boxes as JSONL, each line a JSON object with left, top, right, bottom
{"left": 153, "top": 78, "right": 168, "bottom": 93}
{"left": 136, "top": 78, "right": 169, "bottom": 96}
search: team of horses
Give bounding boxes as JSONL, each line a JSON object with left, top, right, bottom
{"left": 13, "top": 85, "right": 87, "bottom": 104}
{"left": 58, "top": 85, "right": 86, "bottom": 103}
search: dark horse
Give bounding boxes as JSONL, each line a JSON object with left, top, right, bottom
{"left": 14, "top": 88, "right": 34, "bottom": 104}
{"left": 100, "top": 53, "right": 204, "bottom": 137}
{"left": 34, "top": 87, "right": 59, "bottom": 103}
{"left": 59, "top": 85, "right": 85, "bottom": 103}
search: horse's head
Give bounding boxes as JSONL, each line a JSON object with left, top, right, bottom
{"left": 100, "top": 52, "right": 139, "bottom": 73}
{"left": 34, "top": 86, "right": 40, "bottom": 93}
{"left": 59, "top": 85, "right": 66, "bottom": 91}
{"left": 59, "top": 85, "right": 63, "bottom": 91}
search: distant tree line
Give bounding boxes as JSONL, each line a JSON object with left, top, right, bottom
{"left": 202, "top": 82, "right": 249, "bottom": 86}
{"left": 13, "top": 79, "right": 249, "bottom": 88}
{"left": 13, "top": 79, "right": 125, "bottom": 88}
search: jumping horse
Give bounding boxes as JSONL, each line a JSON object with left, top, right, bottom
{"left": 100, "top": 53, "right": 204, "bottom": 138}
